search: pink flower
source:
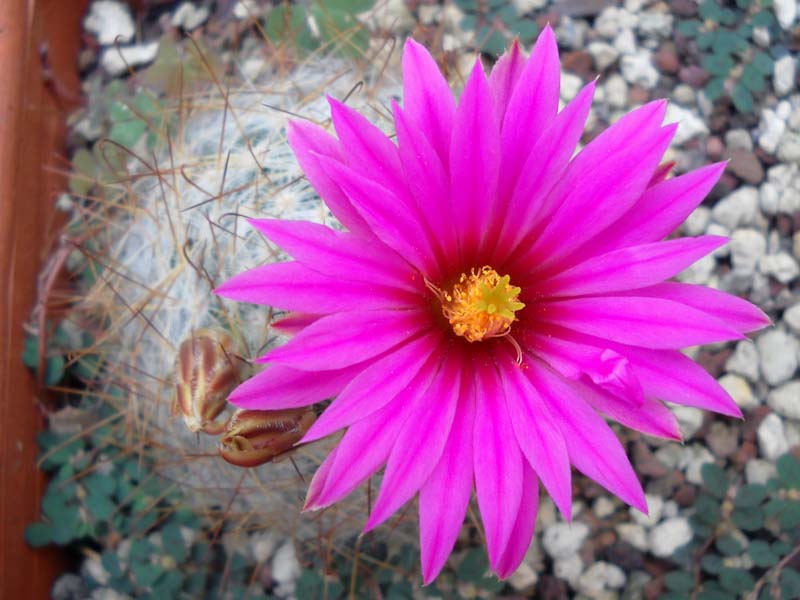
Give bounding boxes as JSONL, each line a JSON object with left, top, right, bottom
{"left": 217, "top": 27, "right": 769, "bottom": 583}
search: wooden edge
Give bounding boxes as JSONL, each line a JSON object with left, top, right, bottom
{"left": 0, "top": 0, "right": 87, "bottom": 597}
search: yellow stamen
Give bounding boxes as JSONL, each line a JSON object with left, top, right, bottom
{"left": 432, "top": 266, "right": 525, "bottom": 343}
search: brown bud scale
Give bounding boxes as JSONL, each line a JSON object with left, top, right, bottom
{"left": 219, "top": 408, "right": 316, "bottom": 468}
{"left": 173, "top": 328, "right": 239, "bottom": 435}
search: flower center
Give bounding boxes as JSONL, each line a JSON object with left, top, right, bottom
{"left": 433, "top": 266, "right": 525, "bottom": 343}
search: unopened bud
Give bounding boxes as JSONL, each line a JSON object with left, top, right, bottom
{"left": 219, "top": 408, "right": 316, "bottom": 468}
{"left": 173, "top": 329, "right": 240, "bottom": 435}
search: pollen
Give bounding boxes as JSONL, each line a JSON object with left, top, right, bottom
{"left": 433, "top": 266, "right": 525, "bottom": 343}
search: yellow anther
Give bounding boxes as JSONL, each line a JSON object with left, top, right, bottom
{"left": 435, "top": 266, "right": 525, "bottom": 343}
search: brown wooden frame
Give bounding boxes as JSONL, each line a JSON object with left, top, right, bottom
{"left": 1, "top": 0, "right": 87, "bottom": 596}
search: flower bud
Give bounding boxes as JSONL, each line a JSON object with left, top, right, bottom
{"left": 173, "top": 328, "right": 239, "bottom": 435}
{"left": 218, "top": 408, "right": 316, "bottom": 468}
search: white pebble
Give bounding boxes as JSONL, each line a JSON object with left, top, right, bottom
{"left": 617, "top": 523, "right": 648, "bottom": 551}
{"left": 726, "top": 341, "right": 760, "bottom": 383}
{"left": 621, "top": 49, "right": 659, "bottom": 90}
{"left": 759, "top": 252, "right": 800, "bottom": 283}
{"left": 784, "top": 303, "right": 800, "bottom": 335}
{"left": 767, "top": 380, "right": 800, "bottom": 419}
{"left": 711, "top": 187, "right": 760, "bottom": 230}
{"left": 774, "top": 0, "right": 797, "bottom": 30}
{"left": 774, "top": 55, "right": 797, "bottom": 96}
{"left": 631, "top": 494, "right": 664, "bottom": 527}
{"left": 171, "top": 2, "right": 210, "bottom": 30}
{"left": 730, "top": 229, "right": 767, "bottom": 279}
{"left": 757, "top": 329, "right": 799, "bottom": 386}
{"left": 578, "top": 561, "right": 627, "bottom": 595}
{"left": 648, "top": 517, "right": 693, "bottom": 558}
{"left": 542, "top": 522, "right": 589, "bottom": 559}
{"left": 554, "top": 554, "right": 584, "bottom": 586}
{"left": 100, "top": 42, "right": 159, "bottom": 76}
{"left": 673, "top": 405, "right": 704, "bottom": 439}
{"left": 757, "top": 413, "right": 790, "bottom": 460}
{"left": 718, "top": 374, "right": 757, "bottom": 410}
{"left": 84, "top": 0, "right": 135, "bottom": 45}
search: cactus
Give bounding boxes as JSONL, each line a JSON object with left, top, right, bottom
{"left": 27, "top": 29, "right": 451, "bottom": 596}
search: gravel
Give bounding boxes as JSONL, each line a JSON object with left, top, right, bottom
{"left": 725, "top": 129, "right": 754, "bottom": 151}
{"left": 773, "top": 55, "right": 797, "bottom": 96}
{"left": 711, "top": 187, "right": 761, "bottom": 230}
{"left": 577, "top": 562, "right": 627, "bottom": 595}
{"left": 683, "top": 206, "right": 710, "bottom": 236}
{"left": 620, "top": 49, "right": 659, "bottom": 89}
{"left": 617, "top": 523, "right": 649, "bottom": 551}
{"left": 767, "top": 380, "right": 800, "bottom": 419}
{"left": 604, "top": 73, "right": 629, "bottom": 108}
{"left": 758, "top": 108, "right": 787, "bottom": 154}
{"left": 272, "top": 542, "right": 301, "bottom": 598}
{"left": 746, "top": 459, "right": 778, "bottom": 484}
{"left": 757, "top": 329, "right": 799, "bottom": 386}
{"left": 784, "top": 303, "right": 800, "bottom": 335}
{"left": 587, "top": 41, "right": 619, "bottom": 70}
{"left": 543, "top": 522, "right": 590, "bottom": 559}
{"left": 730, "top": 229, "right": 767, "bottom": 281}
{"left": 84, "top": 0, "right": 135, "bottom": 45}
{"left": 171, "top": 2, "right": 210, "bottom": 30}
{"left": 759, "top": 252, "right": 800, "bottom": 283}
{"left": 757, "top": 413, "right": 791, "bottom": 460}
{"left": 718, "top": 374, "right": 758, "bottom": 410}
{"left": 100, "top": 42, "right": 160, "bottom": 76}
{"left": 773, "top": 0, "right": 798, "bottom": 30}
{"left": 725, "top": 341, "right": 761, "bottom": 383}
{"left": 554, "top": 555, "right": 584, "bottom": 586}
{"left": 665, "top": 104, "right": 709, "bottom": 145}
{"left": 648, "top": 517, "right": 693, "bottom": 558}
{"left": 631, "top": 494, "right": 664, "bottom": 527}
{"left": 673, "top": 405, "right": 704, "bottom": 440}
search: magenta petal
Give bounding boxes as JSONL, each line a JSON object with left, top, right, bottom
{"left": 499, "top": 24, "right": 559, "bottom": 202}
{"left": 488, "top": 40, "right": 526, "bottom": 124}
{"left": 305, "top": 445, "right": 339, "bottom": 509}
{"left": 286, "top": 121, "right": 371, "bottom": 237}
{"left": 491, "top": 81, "right": 595, "bottom": 265}
{"left": 648, "top": 160, "right": 676, "bottom": 186}
{"left": 315, "top": 154, "right": 441, "bottom": 278}
{"left": 419, "top": 377, "right": 476, "bottom": 585}
{"left": 300, "top": 332, "right": 443, "bottom": 442}
{"left": 248, "top": 218, "right": 419, "bottom": 292}
{"left": 450, "top": 60, "right": 501, "bottom": 261}
{"left": 522, "top": 330, "right": 644, "bottom": 407}
{"left": 526, "top": 358, "right": 647, "bottom": 513}
{"left": 575, "top": 378, "right": 683, "bottom": 441}
{"left": 306, "top": 390, "right": 416, "bottom": 510}
{"left": 402, "top": 38, "right": 456, "bottom": 165}
{"left": 474, "top": 359, "right": 523, "bottom": 569}
{"left": 527, "top": 123, "right": 677, "bottom": 271}
{"left": 623, "top": 282, "right": 771, "bottom": 333}
{"left": 228, "top": 363, "right": 358, "bottom": 410}
{"left": 216, "top": 261, "right": 417, "bottom": 312}
{"left": 271, "top": 313, "right": 320, "bottom": 336}
{"left": 508, "top": 101, "right": 669, "bottom": 271}
{"left": 537, "top": 296, "right": 744, "bottom": 348}
{"left": 527, "top": 324, "right": 743, "bottom": 418}
{"left": 495, "top": 463, "right": 539, "bottom": 579}
{"left": 624, "top": 346, "right": 743, "bottom": 417}
{"left": 329, "top": 96, "right": 410, "bottom": 197}
{"left": 262, "top": 308, "right": 430, "bottom": 371}
{"left": 364, "top": 350, "right": 461, "bottom": 532}
{"left": 500, "top": 354, "right": 572, "bottom": 519}
{"left": 590, "top": 162, "right": 727, "bottom": 254}
{"left": 393, "top": 101, "right": 458, "bottom": 266}
{"left": 537, "top": 236, "right": 728, "bottom": 297}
